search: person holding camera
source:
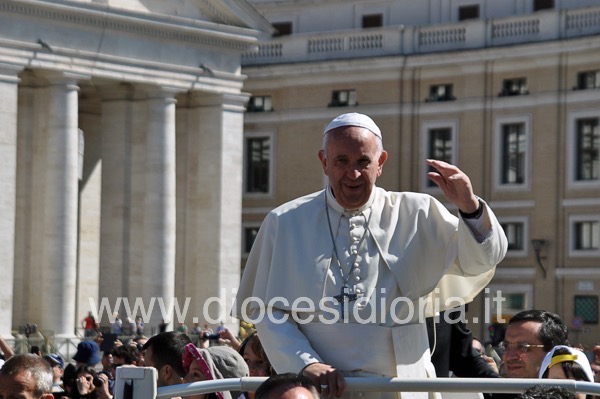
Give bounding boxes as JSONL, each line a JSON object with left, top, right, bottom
{"left": 199, "top": 331, "right": 221, "bottom": 348}
{"left": 70, "top": 366, "right": 111, "bottom": 399}
{"left": 197, "top": 327, "right": 241, "bottom": 350}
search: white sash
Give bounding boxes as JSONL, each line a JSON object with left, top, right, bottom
{"left": 299, "top": 322, "right": 397, "bottom": 376}
{"left": 298, "top": 322, "right": 439, "bottom": 399}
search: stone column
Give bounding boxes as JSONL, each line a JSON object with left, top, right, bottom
{"left": 141, "top": 89, "right": 177, "bottom": 327}
{"left": 77, "top": 92, "right": 103, "bottom": 331}
{"left": 0, "top": 66, "right": 21, "bottom": 336}
{"left": 13, "top": 78, "right": 32, "bottom": 329}
{"left": 14, "top": 71, "right": 46, "bottom": 330}
{"left": 177, "top": 92, "right": 248, "bottom": 329}
{"left": 38, "top": 72, "right": 83, "bottom": 337}
{"left": 98, "top": 85, "right": 136, "bottom": 319}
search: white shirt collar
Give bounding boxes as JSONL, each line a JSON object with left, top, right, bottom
{"left": 325, "top": 185, "right": 377, "bottom": 215}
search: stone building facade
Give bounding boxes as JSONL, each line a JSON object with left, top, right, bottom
{"left": 0, "top": 0, "right": 272, "bottom": 338}
{"left": 241, "top": 0, "right": 600, "bottom": 346}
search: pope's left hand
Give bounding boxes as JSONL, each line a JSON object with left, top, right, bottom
{"left": 426, "top": 159, "right": 479, "bottom": 214}
{"left": 302, "top": 362, "right": 346, "bottom": 398}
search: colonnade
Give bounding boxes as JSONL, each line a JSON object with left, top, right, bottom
{"left": 0, "top": 69, "right": 247, "bottom": 337}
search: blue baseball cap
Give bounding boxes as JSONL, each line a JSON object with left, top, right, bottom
{"left": 44, "top": 353, "right": 65, "bottom": 369}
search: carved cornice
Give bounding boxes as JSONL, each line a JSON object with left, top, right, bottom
{"left": 0, "top": 0, "right": 258, "bottom": 51}
{"left": 197, "top": 0, "right": 274, "bottom": 34}
{"left": 198, "top": 0, "right": 236, "bottom": 26}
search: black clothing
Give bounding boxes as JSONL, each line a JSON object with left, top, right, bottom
{"left": 427, "top": 308, "right": 502, "bottom": 399}
{"left": 427, "top": 309, "right": 500, "bottom": 378}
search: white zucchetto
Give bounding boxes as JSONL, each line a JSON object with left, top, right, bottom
{"left": 324, "top": 112, "right": 382, "bottom": 140}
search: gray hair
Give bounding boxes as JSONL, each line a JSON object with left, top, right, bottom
{"left": 0, "top": 354, "right": 53, "bottom": 395}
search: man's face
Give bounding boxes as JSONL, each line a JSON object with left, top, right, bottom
{"left": 51, "top": 364, "right": 64, "bottom": 383}
{"left": 0, "top": 370, "right": 49, "bottom": 399}
{"left": 502, "top": 320, "right": 547, "bottom": 378}
{"left": 144, "top": 347, "right": 166, "bottom": 387}
{"left": 113, "top": 356, "right": 127, "bottom": 368}
{"left": 102, "top": 353, "right": 113, "bottom": 370}
{"left": 319, "top": 127, "right": 387, "bottom": 210}
{"left": 143, "top": 346, "right": 156, "bottom": 370}
{"left": 111, "top": 355, "right": 128, "bottom": 378}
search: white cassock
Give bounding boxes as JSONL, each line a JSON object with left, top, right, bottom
{"left": 233, "top": 186, "right": 507, "bottom": 399}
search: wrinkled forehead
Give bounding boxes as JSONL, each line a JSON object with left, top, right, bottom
{"left": 326, "top": 125, "right": 378, "bottom": 139}
{"left": 0, "top": 371, "right": 36, "bottom": 394}
{"left": 324, "top": 126, "right": 381, "bottom": 153}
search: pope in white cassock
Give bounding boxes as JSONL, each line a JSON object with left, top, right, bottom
{"left": 233, "top": 113, "right": 508, "bottom": 399}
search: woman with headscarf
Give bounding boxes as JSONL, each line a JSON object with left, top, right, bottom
{"left": 182, "top": 343, "right": 249, "bottom": 399}
{"left": 539, "top": 345, "right": 595, "bottom": 399}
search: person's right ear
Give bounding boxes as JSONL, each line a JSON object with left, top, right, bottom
{"left": 318, "top": 150, "right": 328, "bottom": 174}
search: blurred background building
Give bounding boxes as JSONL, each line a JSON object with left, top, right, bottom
{"left": 241, "top": 0, "right": 600, "bottom": 346}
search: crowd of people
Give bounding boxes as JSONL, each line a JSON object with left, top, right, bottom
{"left": 1, "top": 112, "right": 600, "bottom": 399}
{"left": 0, "top": 325, "right": 276, "bottom": 399}
{"left": 0, "top": 310, "right": 600, "bottom": 399}
{"left": 82, "top": 312, "right": 146, "bottom": 339}
{"left": 0, "top": 316, "right": 598, "bottom": 399}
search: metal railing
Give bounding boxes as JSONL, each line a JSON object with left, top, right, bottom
{"left": 5, "top": 334, "right": 79, "bottom": 359}
{"left": 155, "top": 377, "right": 600, "bottom": 399}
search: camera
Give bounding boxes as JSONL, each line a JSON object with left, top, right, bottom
{"left": 93, "top": 376, "right": 104, "bottom": 388}
{"left": 201, "top": 332, "right": 220, "bottom": 341}
{"left": 18, "top": 324, "right": 38, "bottom": 336}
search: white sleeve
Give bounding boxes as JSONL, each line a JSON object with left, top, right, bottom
{"left": 254, "top": 308, "right": 323, "bottom": 373}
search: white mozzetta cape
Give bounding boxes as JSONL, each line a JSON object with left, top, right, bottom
{"left": 234, "top": 187, "right": 507, "bottom": 390}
